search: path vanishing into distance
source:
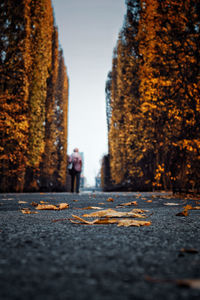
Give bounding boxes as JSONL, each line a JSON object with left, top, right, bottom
{"left": 0, "top": 191, "right": 200, "bottom": 300}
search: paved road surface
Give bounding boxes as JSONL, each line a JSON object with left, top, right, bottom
{"left": 0, "top": 191, "right": 200, "bottom": 300}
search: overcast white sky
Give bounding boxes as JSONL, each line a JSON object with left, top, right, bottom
{"left": 52, "top": 0, "right": 126, "bottom": 186}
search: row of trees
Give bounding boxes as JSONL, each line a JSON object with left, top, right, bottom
{"left": 0, "top": 0, "right": 69, "bottom": 192}
{"left": 103, "top": 0, "right": 200, "bottom": 193}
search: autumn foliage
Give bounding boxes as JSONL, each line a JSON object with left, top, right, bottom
{"left": 0, "top": 0, "right": 69, "bottom": 192}
{"left": 103, "top": 0, "right": 200, "bottom": 193}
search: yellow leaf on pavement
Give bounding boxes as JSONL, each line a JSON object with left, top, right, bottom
{"left": 164, "top": 202, "right": 180, "bottom": 206}
{"left": 35, "top": 203, "right": 69, "bottom": 210}
{"left": 176, "top": 210, "right": 189, "bottom": 217}
{"left": 58, "top": 203, "right": 69, "bottom": 210}
{"left": 81, "top": 206, "right": 102, "bottom": 210}
{"left": 117, "top": 219, "right": 151, "bottom": 227}
{"left": 70, "top": 215, "right": 151, "bottom": 227}
{"left": 180, "top": 248, "right": 198, "bottom": 254}
{"left": 184, "top": 204, "right": 193, "bottom": 210}
{"left": 117, "top": 201, "right": 138, "bottom": 207}
{"left": 82, "top": 208, "right": 147, "bottom": 218}
{"left": 176, "top": 204, "right": 192, "bottom": 216}
{"left": 176, "top": 279, "right": 200, "bottom": 290}
{"left": 107, "top": 197, "right": 114, "bottom": 202}
{"left": 21, "top": 209, "right": 38, "bottom": 214}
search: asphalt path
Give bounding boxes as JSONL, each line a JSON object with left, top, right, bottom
{"left": 0, "top": 191, "right": 200, "bottom": 300}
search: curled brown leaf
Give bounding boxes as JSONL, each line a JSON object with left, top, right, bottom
{"left": 70, "top": 215, "right": 151, "bottom": 227}
{"left": 107, "top": 197, "right": 114, "bottom": 202}
{"left": 35, "top": 203, "right": 69, "bottom": 210}
{"left": 21, "top": 209, "right": 38, "bottom": 214}
{"left": 82, "top": 208, "right": 147, "bottom": 219}
{"left": 117, "top": 201, "right": 138, "bottom": 207}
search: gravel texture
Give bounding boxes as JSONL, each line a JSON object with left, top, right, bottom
{"left": 0, "top": 191, "right": 200, "bottom": 300}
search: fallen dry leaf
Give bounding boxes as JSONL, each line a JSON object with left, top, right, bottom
{"left": 164, "top": 202, "right": 180, "bottom": 206}
{"left": 136, "top": 193, "right": 142, "bottom": 198}
{"left": 176, "top": 279, "right": 200, "bottom": 290}
{"left": 131, "top": 208, "right": 148, "bottom": 213}
{"left": 184, "top": 204, "right": 193, "bottom": 210}
{"left": 40, "top": 201, "right": 48, "bottom": 204}
{"left": 70, "top": 215, "right": 151, "bottom": 227}
{"left": 180, "top": 248, "right": 198, "bottom": 254}
{"left": 70, "top": 215, "right": 117, "bottom": 225}
{"left": 176, "top": 210, "right": 189, "bottom": 217}
{"left": 107, "top": 197, "right": 114, "bottom": 202}
{"left": 145, "top": 276, "right": 200, "bottom": 290}
{"left": 21, "top": 209, "right": 38, "bottom": 214}
{"left": 80, "top": 206, "right": 102, "bottom": 210}
{"left": 176, "top": 204, "right": 193, "bottom": 216}
{"left": 98, "top": 202, "right": 105, "bottom": 205}
{"left": 52, "top": 218, "right": 68, "bottom": 223}
{"left": 117, "top": 219, "right": 151, "bottom": 227}
{"left": 82, "top": 208, "right": 147, "bottom": 219}
{"left": 145, "top": 200, "right": 152, "bottom": 203}
{"left": 35, "top": 203, "right": 69, "bottom": 210}
{"left": 117, "top": 201, "right": 138, "bottom": 207}
{"left": 192, "top": 206, "right": 200, "bottom": 210}
{"left": 18, "top": 201, "right": 27, "bottom": 204}
{"left": 59, "top": 203, "right": 69, "bottom": 210}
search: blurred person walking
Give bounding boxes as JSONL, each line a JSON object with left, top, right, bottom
{"left": 68, "top": 148, "right": 82, "bottom": 193}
